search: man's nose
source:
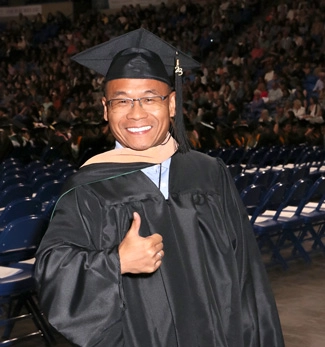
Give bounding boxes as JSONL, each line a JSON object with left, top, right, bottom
{"left": 126, "top": 100, "right": 148, "bottom": 119}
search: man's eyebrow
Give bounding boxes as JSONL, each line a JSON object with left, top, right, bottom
{"left": 109, "top": 91, "right": 128, "bottom": 98}
{"left": 109, "top": 89, "right": 166, "bottom": 98}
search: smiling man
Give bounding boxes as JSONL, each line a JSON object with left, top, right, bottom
{"left": 35, "top": 29, "right": 284, "bottom": 347}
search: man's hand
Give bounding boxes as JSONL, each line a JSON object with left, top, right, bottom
{"left": 119, "top": 212, "right": 164, "bottom": 274}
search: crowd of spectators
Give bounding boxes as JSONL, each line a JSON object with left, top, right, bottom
{"left": 1, "top": 0, "right": 325, "bottom": 165}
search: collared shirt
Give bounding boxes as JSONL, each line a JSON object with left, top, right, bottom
{"left": 115, "top": 142, "right": 171, "bottom": 199}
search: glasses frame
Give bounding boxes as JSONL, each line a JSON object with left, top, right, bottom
{"left": 106, "top": 94, "right": 170, "bottom": 111}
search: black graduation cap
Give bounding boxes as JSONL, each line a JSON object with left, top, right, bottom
{"left": 71, "top": 28, "right": 201, "bottom": 152}
{"left": 71, "top": 28, "right": 200, "bottom": 82}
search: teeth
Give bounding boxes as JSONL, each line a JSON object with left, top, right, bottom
{"left": 127, "top": 126, "right": 151, "bottom": 133}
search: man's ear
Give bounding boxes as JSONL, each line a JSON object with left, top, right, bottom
{"left": 169, "top": 91, "right": 176, "bottom": 118}
{"left": 102, "top": 97, "right": 108, "bottom": 121}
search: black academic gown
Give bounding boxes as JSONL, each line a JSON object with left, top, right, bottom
{"left": 35, "top": 150, "right": 284, "bottom": 347}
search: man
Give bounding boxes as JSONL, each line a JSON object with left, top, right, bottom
{"left": 35, "top": 28, "right": 284, "bottom": 347}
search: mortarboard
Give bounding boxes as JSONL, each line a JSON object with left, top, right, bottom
{"left": 71, "top": 28, "right": 201, "bottom": 153}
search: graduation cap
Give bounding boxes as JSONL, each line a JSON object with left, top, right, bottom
{"left": 71, "top": 28, "right": 201, "bottom": 152}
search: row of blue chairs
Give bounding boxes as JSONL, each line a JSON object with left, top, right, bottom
{"left": 1, "top": 158, "right": 76, "bottom": 187}
{"left": 0, "top": 212, "right": 57, "bottom": 345}
{"left": 240, "top": 177, "right": 325, "bottom": 269}
{"left": 0, "top": 158, "right": 72, "bottom": 345}
{"left": 0, "top": 180, "right": 63, "bottom": 209}
{"left": 233, "top": 166, "right": 314, "bottom": 194}
{"left": 210, "top": 145, "right": 325, "bottom": 173}
{"left": 0, "top": 158, "right": 77, "bottom": 209}
{"left": 0, "top": 196, "right": 57, "bottom": 229}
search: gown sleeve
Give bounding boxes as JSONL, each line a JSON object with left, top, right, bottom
{"left": 216, "top": 158, "right": 284, "bottom": 347}
{"left": 35, "top": 184, "right": 126, "bottom": 347}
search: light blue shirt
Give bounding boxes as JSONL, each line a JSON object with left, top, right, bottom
{"left": 115, "top": 142, "right": 171, "bottom": 199}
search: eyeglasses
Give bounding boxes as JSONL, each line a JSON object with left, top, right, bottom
{"left": 106, "top": 94, "right": 170, "bottom": 113}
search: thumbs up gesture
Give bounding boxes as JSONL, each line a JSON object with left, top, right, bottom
{"left": 119, "top": 212, "right": 164, "bottom": 274}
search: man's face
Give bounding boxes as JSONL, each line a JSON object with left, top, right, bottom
{"left": 102, "top": 79, "right": 175, "bottom": 151}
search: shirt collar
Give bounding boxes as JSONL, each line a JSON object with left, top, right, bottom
{"left": 115, "top": 141, "right": 171, "bottom": 169}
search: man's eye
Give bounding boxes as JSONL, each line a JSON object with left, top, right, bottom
{"left": 113, "top": 99, "right": 130, "bottom": 107}
{"left": 118, "top": 99, "right": 129, "bottom": 105}
{"left": 142, "top": 97, "right": 156, "bottom": 104}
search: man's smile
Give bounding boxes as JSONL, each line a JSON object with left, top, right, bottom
{"left": 127, "top": 126, "right": 152, "bottom": 133}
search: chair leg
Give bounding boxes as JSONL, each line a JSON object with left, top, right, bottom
{"left": 301, "top": 224, "right": 325, "bottom": 252}
{"left": 24, "top": 293, "right": 56, "bottom": 346}
{"left": 259, "top": 234, "right": 289, "bottom": 270}
{"left": 313, "top": 223, "right": 325, "bottom": 250}
{"left": 0, "top": 292, "right": 56, "bottom": 346}
{"left": 284, "top": 229, "right": 311, "bottom": 264}
{"left": 2, "top": 296, "right": 25, "bottom": 339}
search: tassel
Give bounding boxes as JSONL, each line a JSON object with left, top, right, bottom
{"left": 174, "top": 52, "right": 190, "bottom": 153}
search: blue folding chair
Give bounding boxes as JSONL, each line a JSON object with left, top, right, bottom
{"left": 0, "top": 215, "right": 49, "bottom": 265}
{"left": 53, "top": 164, "right": 77, "bottom": 181}
{"left": 233, "top": 172, "right": 253, "bottom": 193}
{"left": 240, "top": 184, "right": 265, "bottom": 216}
{"left": 0, "top": 215, "right": 55, "bottom": 346}
{"left": 227, "top": 164, "right": 242, "bottom": 178}
{"left": 24, "top": 161, "right": 46, "bottom": 179}
{"left": 272, "top": 179, "right": 313, "bottom": 264}
{"left": 1, "top": 167, "right": 26, "bottom": 179}
{"left": 41, "top": 197, "right": 58, "bottom": 219}
{"left": 0, "top": 197, "right": 42, "bottom": 229}
{"left": 288, "top": 166, "right": 309, "bottom": 185}
{"left": 0, "top": 174, "right": 28, "bottom": 191}
{"left": 274, "top": 146, "right": 292, "bottom": 167}
{"left": 215, "top": 147, "right": 236, "bottom": 165}
{"left": 0, "top": 161, "right": 24, "bottom": 176}
{"left": 34, "top": 180, "right": 64, "bottom": 204}
{"left": 252, "top": 170, "right": 271, "bottom": 188}
{"left": 31, "top": 173, "right": 57, "bottom": 193}
{"left": 49, "top": 158, "right": 71, "bottom": 171}
{"left": 243, "top": 147, "right": 268, "bottom": 172}
{"left": 258, "top": 146, "right": 280, "bottom": 170}
{"left": 250, "top": 183, "right": 288, "bottom": 269}
{"left": 226, "top": 147, "right": 246, "bottom": 165}
{"left": 0, "top": 184, "right": 33, "bottom": 209}
{"left": 251, "top": 180, "right": 311, "bottom": 269}
{"left": 268, "top": 168, "right": 292, "bottom": 189}
{"left": 294, "top": 176, "right": 325, "bottom": 254}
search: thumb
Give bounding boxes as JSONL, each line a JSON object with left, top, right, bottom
{"left": 127, "top": 212, "right": 142, "bottom": 237}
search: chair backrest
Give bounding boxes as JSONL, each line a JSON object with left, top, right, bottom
{"left": 273, "top": 179, "right": 312, "bottom": 219}
{"left": 227, "top": 147, "right": 246, "bottom": 165}
{"left": 0, "top": 174, "right": 28, "bottom": 191}
{"left": 275, "top": 146, "right": 292, "bottom": 167}
{"left": 35, "top": 180, "right": 63, "bottom": 203}
{"left": 250, "top": 182, "right": 288, "bottom": 224}
{"left": 24, "top": 161, "right": 46, "bottom": 178}
{"left": 296, "top": 176, "right": 325, "bottom": 214}
{"left": 227, "top": 164, "right": 242, "bottom": 178}
{"left": 234, "top": 172, "right": 253, "bottom": 193}
{"left": 31, "top": 173, "right": 57, "bottom": 192}
{"left": 0, "top": 161, "right": 24, "bottom": 175}
{"left": 0, "top": 183, "right": 33, "bottom": 208}
{"left": 268, "top": 168, "right": 292, "bottom": 188}
{"left": 240, "top": 184, "right": 265, "bottom": 215}
{"left": 252, "top": 170, "right": 271, "bottom": 187}
{"left": 49, "top": 158, "right": 71, "bottom": 171}
{"left": 2, "top": 167, "right": 26, "bottom": 178}
{"left": 0, "top": 197, "right": 42, "bottom": 228}
{"left": 243, "top": 147, "right": 268, "bottom": 171}
{"left": 288, "top": 166, "right": 310, "bottom": 185}
{"left": 0, "top": 215, "right": 49, "bottom": 264}
{"left": 42, "top": 197, "right": 58, "bottom": 219}
{"left": 258, "top": 147, "right": 280, "bottom": 169}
